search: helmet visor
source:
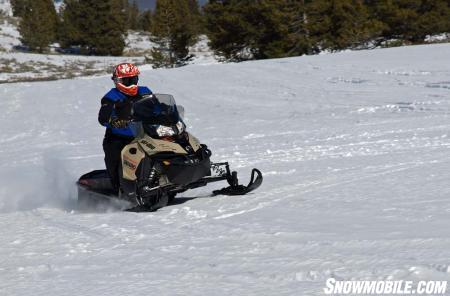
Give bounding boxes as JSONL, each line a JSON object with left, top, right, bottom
{"left": 120, "top": 76, "right": 139, "bottom": 87}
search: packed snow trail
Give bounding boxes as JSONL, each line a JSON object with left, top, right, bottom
{"left": 1, "top": 44, "right": 450, "bottom": 295}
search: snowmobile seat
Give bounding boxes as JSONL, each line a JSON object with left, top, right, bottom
{"left": 77, "top": 170, "right": 116, "bottom": 196}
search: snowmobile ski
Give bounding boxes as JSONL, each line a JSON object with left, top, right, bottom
{"left": 212, "top": 168, "right": 263, "bottom": 196}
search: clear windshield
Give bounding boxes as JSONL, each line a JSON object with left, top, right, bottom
{"left": 132, "top": 94, "right": 181, "bottom": 125}
{"left": 130, "top": 94, "right": 186, "bottom": 138}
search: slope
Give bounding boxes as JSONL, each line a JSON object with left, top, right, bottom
{"left": 1, "top": 43, "right": 450, "bottom": 295}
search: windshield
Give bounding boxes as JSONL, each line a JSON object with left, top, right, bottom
{"left": 131, "top": 94, "right": 186, "bottom": 138}
{"left": 132, "top": 94, "right": 181, "bottom": 125}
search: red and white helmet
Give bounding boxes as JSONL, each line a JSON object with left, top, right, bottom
{"left": 112, "top": 63, "right": 141, "bottom": 96}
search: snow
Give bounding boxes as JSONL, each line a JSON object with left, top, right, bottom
{"left": 53, "top": 0, "right": 64, "bottom": 13}
{"left": 189, "top": 35, "right": 220, "bottom": 65}
{"left": 0, "top": 51, "right": 146, "bottom": 82}
{"left": 2, "top": 43, "right": 450, "bottom": 295}
{"left": 0, "top": 19, "right": 19, "bottom": 51}
{"left": 123, "top": 31, "right": 157, "bottom": 56}
{"left": 124, "top": 33, "right": 219, "bottom": 66}
{"left": 0, "top": 0, "right": 12, "bottom": 17}
{"left": 0, "top": 1, "right": 19, "bottom": 52}
{"left": 426, "top": 33, "right": 450, "bottom": 43}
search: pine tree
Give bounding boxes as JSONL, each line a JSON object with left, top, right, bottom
{"left": 59, "top": 0, "right": 126, "bottom": 56}
{"left": 138, "top": 10, "right": 152, "bottom": 32}
{"left": 94, "top": 0, "right": 126, "bottom": 55}
{"left": 285, "top": 0, "right": 316, "bottom": 56}
{"left": 204, "top": 0, "right": 314, "bottom": 61}
{"left": 204, "top": 1, "right": 256, "bottom": 61}
{"left": 255, "top": 0, "right": 307, "bottom": 58}
{"left": 150, "top": 0, "right": 197, "bottom": 67}
{"left": 187, "top": 0, "right": 203, "bottom": 35}
{"left": 10, "top": 0, "right": 27, "bottom": 17}
{"left": 150, "top": 0, "right": 176, "bottom": 67}
{"left": 58, "top": 0, "right": 84, "bottom": 48}
{"left": 307, "top": 0, "right": 383, "bottom": 51}
{"left": 127, "top": 0, "right": 140, "bottom": 31}
{"left": 18, "top": 0, "right": 57, "bottom": 52}
{"left": 366, "top": 0, "right": 421, "bottom": 42}
{"left": 367, "top": 0, "right": 450, "bottom": 43}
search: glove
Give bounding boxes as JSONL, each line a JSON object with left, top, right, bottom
{"left": 109, "top": 117, "right": 129, "bottom": 129}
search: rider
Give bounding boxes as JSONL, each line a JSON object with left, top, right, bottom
{"left": 98, "top": 63, "right": 153, "bottom": 193}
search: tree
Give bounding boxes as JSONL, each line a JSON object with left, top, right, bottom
{"left": 18, "top": 0, "right": 57, "bottom": 52}
{"left": 150, "top": 0, "right": 197, "bottom": 67}
{"left": 58, "top": 0, "right": 84, "bottom": 49}
{"left": 127, "top": 0, "right": 140, "bottom": 31}
{"left": 10, "top": 0, "right": 27, "bottom": 17}
{"left": 59, "top": 0, "right": 126, "bottom": 55}
{"left": 366, "top": 0, "right": 450, "bottom": 43}
{"left": 307, "top": 0, "right": 383, "bottom": 51}
{"left": 415, "top": 0, "right": 450, "bottom": 41}
{"left": 204, "top": 1, "right": 247, "bottom": 61}
{"left": 257, "top": 0, "right": 312, "bottom": 58}
{"left": 366, "top": 0, "right": 421, "bottom": 42}
{"left": 138, "top": 10, "right": 152, "bottom": 32}
{"left": 204, "top": 0, "right": 314, "bottom": 61}
{"left": 286, "top": 0, "right": 316, "bottom": 56}
{"left": 187, "top": 0, "right": 203, "bottom": 35}
{"left": 94, "top": 0, "right": 127, "bottom": 55}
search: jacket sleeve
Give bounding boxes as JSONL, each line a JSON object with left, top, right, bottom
{"left": 98, "top": 97, "right": 114, "bottom": 126}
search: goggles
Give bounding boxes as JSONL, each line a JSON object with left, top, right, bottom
{"left": 119, "top": 76, "right": 139, "bottom": 86}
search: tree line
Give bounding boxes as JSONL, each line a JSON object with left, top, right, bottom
{"left": 204, "top": 0, "right": 450, "bottom": 61}
{"left": 12, "top": 0, "right": 450, "bottom": 66}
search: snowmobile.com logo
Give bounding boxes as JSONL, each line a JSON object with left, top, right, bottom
{"left": 323, "top": 278, "right": 447, "bottom": 295}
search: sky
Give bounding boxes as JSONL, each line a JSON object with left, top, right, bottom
{"left": 136, "top": 0, "right": 208, "bottom": 10}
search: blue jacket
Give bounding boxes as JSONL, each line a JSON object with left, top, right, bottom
{"left": 98, "top": 86, "right": 152, "bottom": 137}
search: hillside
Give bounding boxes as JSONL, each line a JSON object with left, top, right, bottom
{"left": 0, "top": 0, "right": 217, "bottom": 83}
{"left": 1, "top": 43, "right": 450, "bottom": 295}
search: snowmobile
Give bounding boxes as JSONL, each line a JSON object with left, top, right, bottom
{"left": 77, "top": 94, "right": 263, "bottom": 211}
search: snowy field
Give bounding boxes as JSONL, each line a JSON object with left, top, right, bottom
{"left": 1, "top": 43, "right": 450, "bottom": 295}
